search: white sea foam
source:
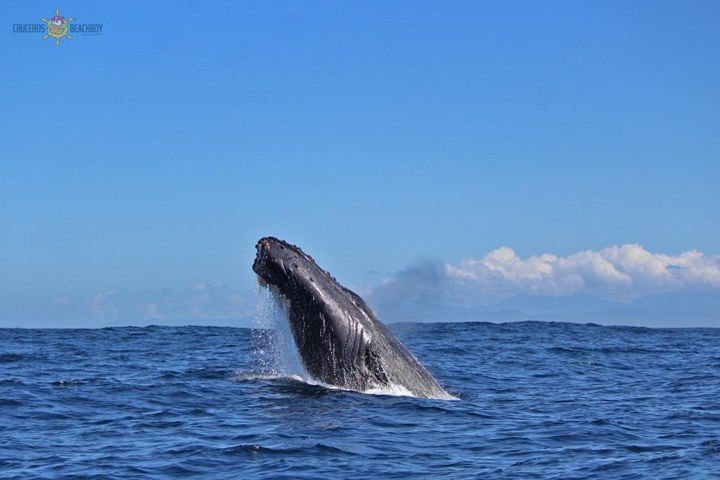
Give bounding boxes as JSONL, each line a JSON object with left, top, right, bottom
{"left": 232, "top": 372, "right": 305, "bottom": 383}
{"left": 363, "top": 383, "right": 416, "bottom": 397}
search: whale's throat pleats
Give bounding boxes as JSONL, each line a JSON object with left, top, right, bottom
{"left": 364, "top": 348, "right": 388, "bottom": 385}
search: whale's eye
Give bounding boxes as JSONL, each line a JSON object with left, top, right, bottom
{"left": 280, "top": 245, "right": 285, "bottom": 250}
{"left": 293, "top": 263, "right": 298, "bottom": 269}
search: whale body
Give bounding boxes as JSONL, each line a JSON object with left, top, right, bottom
{"left": 252, "top": 237, "right": 450, "bottom": 399}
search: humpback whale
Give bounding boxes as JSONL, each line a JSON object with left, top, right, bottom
{"left": 252, "top": 237, "right": 451, "bottom": 399}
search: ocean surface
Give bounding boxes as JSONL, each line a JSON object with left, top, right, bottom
{"left": 2, "top": 320, "right": 719, "bottom": 479}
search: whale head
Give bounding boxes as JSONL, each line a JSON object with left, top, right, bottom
{"left": 252, "top": 237, "right": 319, "bottom": 294}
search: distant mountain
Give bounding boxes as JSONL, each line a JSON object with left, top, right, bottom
{"left": 374, "top": 291, "right": 720, "bottom": 328}
{"left": 492, "top": 294, "right": 622, "bottom": 315}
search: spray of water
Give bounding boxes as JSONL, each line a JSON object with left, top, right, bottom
{"left": 251, "top": 285, "right": 308, "bottom": 379}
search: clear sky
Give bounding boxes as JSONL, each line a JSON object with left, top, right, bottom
{"left": 2, "top": 1, "right": 719, "bottom": 327}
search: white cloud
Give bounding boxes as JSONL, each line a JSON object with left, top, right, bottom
{"left": 373, "top": 244, "right": 720, "bottom": 310}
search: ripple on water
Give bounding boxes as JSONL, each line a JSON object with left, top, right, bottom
{"left": 0, "top": 323, "right": 719, "bottom": 479}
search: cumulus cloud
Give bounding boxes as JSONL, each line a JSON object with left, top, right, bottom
{"left": 371, "top": 244, "right": 720, "bottom": 313}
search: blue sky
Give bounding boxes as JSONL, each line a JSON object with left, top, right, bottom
{"left": 1, "top": 1, "right": 719, "bottom": 327}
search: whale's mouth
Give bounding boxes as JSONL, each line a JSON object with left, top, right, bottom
{"left": 252, "top": 240, "right": 278, "bottom": 288}
{"left": 252, "top": 237, "right": 308, "bottom": 296}
{"left": 252, "top": 239, "right": 271, "bottom": 278}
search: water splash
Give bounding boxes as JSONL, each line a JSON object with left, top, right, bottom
{"left": 251, "top": 285, "right": 307, "bottom": 379}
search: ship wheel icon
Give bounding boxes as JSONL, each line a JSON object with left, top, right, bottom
{"left": 42, "top": 9, "right": 75, "bottom": 45}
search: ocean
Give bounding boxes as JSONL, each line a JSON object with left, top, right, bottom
{"left": 1, "top": 320, "right": 719, "bottom": 479}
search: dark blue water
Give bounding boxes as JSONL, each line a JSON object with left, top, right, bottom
{"left": 2, "top": 321, "right": 719, "bottom": 479}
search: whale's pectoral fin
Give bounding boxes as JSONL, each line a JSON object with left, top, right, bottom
{"left": 364, "top": 348, "right": 388, "bottom": 385}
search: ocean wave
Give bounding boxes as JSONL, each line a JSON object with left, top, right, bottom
{"left": 2, "top": 323, "right": 719, "bottom": 479}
